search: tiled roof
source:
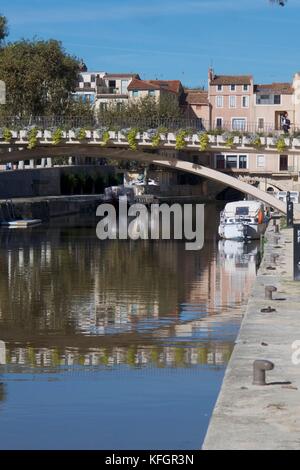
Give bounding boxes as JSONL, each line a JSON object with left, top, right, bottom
{"left": 185, "top": 90, "right": 209, "bottom": 105}
{"left": 210, "top": 75, "right": 252, "bottom": 85}
{"left": 128, "top": 79, "right": 182, "bottom": 94}
{"left": 254, "top": 82, "right": 293, "bottom": 94}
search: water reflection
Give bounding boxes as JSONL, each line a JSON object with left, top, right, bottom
{"left": 0, "top": 209, "right": 260, "bottom": 371}
{"left": 0, "top": 206, "right": 261, "bottom": 449}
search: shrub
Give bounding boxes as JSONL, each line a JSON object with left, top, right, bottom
{"left": 175, "top": 130, "right": 189, "bottom": 150}
{"left": 3, "top": 128, "right": 12, "bottom": 142}
{"left": 198, "top": 132, "right": 209, "bottom": 151}
{"left": 126, "top": 128, "right": 139, "bottom": 151}
{"left": 52, "top": 128, "right": 63, "bottom": 145}
{"left": 27, "top": 127, "right": 39, "bottom": 149}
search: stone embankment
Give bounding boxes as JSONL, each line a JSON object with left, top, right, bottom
{"left": 203, "top": 223, "right": 300, "bottom": 450}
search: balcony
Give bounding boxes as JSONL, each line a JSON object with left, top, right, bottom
{"left": 97, "top": 86, "right": 125, "bottom": 96}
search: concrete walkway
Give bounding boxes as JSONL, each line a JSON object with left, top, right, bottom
{"left": 203, "top": 224, "right": 300, "bottom": 450}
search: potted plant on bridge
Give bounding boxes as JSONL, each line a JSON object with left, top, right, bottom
{"left": 1, "top": 128, "right": 13, "bottom": 143}
{"left": 175, "top": 130, "right": 190, "bottom": 150}
{"left": 127, "top": 128, "right": 139, "bottom": 151}
{"left": 198, "top": 132, "right": 210, "bottom": 151}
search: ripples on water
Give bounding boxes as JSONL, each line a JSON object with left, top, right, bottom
{"left": 0, "top": 205, "right": 260, "bottom": 449}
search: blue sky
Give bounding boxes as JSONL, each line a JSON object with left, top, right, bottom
{"left": 0, "top": 0, "right": 299, "bottom": 87}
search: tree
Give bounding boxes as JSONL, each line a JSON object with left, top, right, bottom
{"left": 0, "top": 15, "right": 8, "bottom": 44}
{"left": 0, "top": 39, "right": 80, "bottom": 117}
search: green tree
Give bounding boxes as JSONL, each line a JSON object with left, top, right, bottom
{"left": 0, "top": 15, "right": 8, "bottom": 44}
{"left": 0, "top": 39, "right": 80, "bottom": 117}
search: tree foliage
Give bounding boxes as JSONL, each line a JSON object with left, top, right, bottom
{"left": 0, "top": 15, "right": 8, "bottom": 44}
{"left": 0, "top": 38, "right": 81, "bottom": 117}
{"left": 97, "top": 93, "right": 183, "bottom": 127}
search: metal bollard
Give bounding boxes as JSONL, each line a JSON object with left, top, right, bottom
{"left": 253, "top": 359, "right": 274, "bottom": 385}
{"left": 265, "top": 285, "right": 277, "bottom": 300}
{"left": 275, "top": 224, "right": 279, "bottom": 234}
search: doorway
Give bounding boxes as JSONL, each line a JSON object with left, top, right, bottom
{"left": 275, "top": 111, "right": 286, "bottom": 130}
{"left": 279, "top": 155, "right": 288, "bottom": 172}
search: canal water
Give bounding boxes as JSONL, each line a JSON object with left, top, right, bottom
{"left": 0, "top": 204, "right": 260, "bottom": 449}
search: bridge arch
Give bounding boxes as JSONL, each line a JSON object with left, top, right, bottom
{"left": 153, "top": 158, "right": 300, "bottom": 219}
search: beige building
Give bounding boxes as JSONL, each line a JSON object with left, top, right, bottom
{"left": 253, "top": 82, "right": 294, "bottom": 132}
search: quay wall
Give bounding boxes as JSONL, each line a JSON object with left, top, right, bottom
{"left": 203, "top": 223, "right": 300, "bottom": 450}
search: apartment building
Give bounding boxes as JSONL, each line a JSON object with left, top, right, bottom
{"left": 208, "top": 68, "right": 254, "bottom": 131}
{"left": 95, "top": 73, "right": 140, "bottom": 112}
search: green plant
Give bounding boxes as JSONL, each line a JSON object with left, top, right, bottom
{"left": 276, "top": 137, "right": 286, "bottom": 153}
{"left": 76, "top": 128, "right": 87, "bottom": 141}
{"left": 198, "top": 132, "right": 209, "bottom": 151}
{"left": 101, "top": 130, "right": 110, "bottom": 146}
{"left": 151, "top": 132, "right": 161, "bottom": 148}
{"left": 222, "top": 132, "right": 234, "bottom": 148}
{"left": 52, "top": 128, "right": 63, "bottom": 145}
{"left": 3, "top": 128, "right": 12, "bottom": 142}
{"left": 175, "top": 130, "right": 189, "bottom": 150}
{"left": 27, "top": 127, "right": 38, "bottom": 149}
{"left": 127, "top": 128, "right": 139, "bottom": 151}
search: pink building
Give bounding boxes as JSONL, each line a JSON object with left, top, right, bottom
{"left": 208, "top": 68, "right": 254, "bottom": 131}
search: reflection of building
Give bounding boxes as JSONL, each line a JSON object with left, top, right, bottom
{"left": 0, "top": 212, "right": 258, "bottom": 372}
{"left": 0, "top": 340, "right": 6, "bottom": 364}
{"left": 5, "top": 343, "right": 233, "bottom": 369}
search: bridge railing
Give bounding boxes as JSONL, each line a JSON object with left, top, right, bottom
{"left": 0, "top": 116, "right": 300, "bottom": 137}
{"left": 1, "top": 116, "right": 300, "bottom": 134}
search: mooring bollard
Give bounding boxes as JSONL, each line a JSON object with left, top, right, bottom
{"left": 253, "top": 359, "right": 274, "bottom": 385}
{"left": 270, "top": 253, "right": 279, "bottom": 264}
{"left": 265, "top": 285, "right": 277, "bottom": 300}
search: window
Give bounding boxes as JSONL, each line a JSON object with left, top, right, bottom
{"left": 274, "top": 95, "right": 281, "bottom": 104}
{"left": 91, "top": 75, "right": 96, "bottom": 83}
{"left": 216, "top": 154, "right": 248, "bottom": 169}
{"left": 216, "top": 155, "right": 225, "bottom": 169}
{"left": 100, "top": 103, "right": 108, "bottom": 112}
{"left": 232, "top": 118, "right": 246, "bottom": 131}
{"left": 243, "top": 84, "right": 249, "bottom": 91}
{"left": 239, "top": 155, "right": 247, "bottom": 169}
{"left": 229, "top": 96, "right": 236, "bottom": 108}
{"left": 242, "top": 96, "right": 249, "bottom": 108}
{"left": 257, "top": 155, "right": 265, "bottom": 168}
{"left": 217, "top": 85, "right": 223, "bottom": 91}
{"left": 216, "top": 95, "right": 223, "bottom": 108}
{"left": 108, "top": 80, "right": 116, "bottom": 88}
{"left": 256, "top": 94, "right": 281, "bottom": 105}
{"left": 132, "top": 90, "right": 139, "bottom": 97}
{"left": 78, "top": 75, "right": 84, "bottom": 83}
{"left": 226, "top": 155, "right": 237, "bottom": 168}
{"left": 216, "top": 118, "right": 223, "bottom": 129}
{"left": 148, "top": 90, "right": 155, "bottom": 97}
{"left": 258, "top": 118, "right": 265, "bottom": 130}
{"left": 230, "top": 85, "right": 236, "bottom": 91}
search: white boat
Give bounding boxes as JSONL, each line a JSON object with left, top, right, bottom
{"left": 218, "top": 200, "right": 267, "bottom": 240}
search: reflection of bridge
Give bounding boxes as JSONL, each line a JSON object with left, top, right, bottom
{"left": 0, "top": 129, "right": 298, "bottom": 218}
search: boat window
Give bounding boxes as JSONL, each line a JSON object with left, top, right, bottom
{"left": 236, "top": 207, "right": 249, "bottom": 215}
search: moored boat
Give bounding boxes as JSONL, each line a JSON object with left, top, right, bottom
{"left": 218, "top": 200, "right": 267, "bottom": 240}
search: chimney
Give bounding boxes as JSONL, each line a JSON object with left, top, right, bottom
{"left": 208, "top": 67, "right": 214, "bottom": 84}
